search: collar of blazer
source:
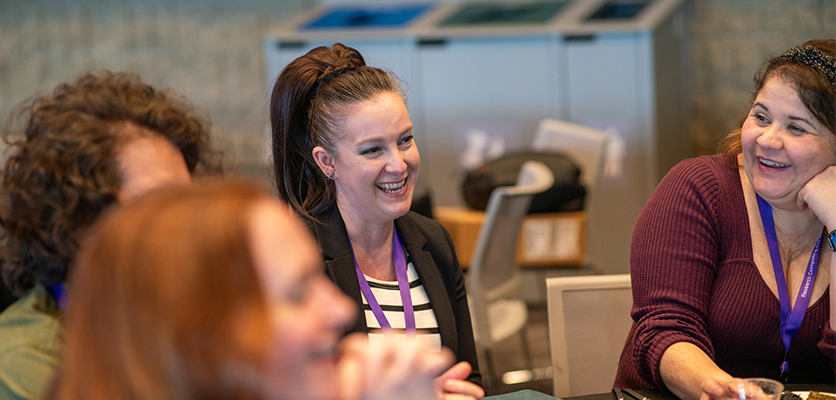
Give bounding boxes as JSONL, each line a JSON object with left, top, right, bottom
{"left": 307, "top": 206, "right": 455, "bottom": 349}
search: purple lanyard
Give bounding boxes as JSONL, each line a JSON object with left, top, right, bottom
{"left": 757, "top": 195, "right": 821, "bottom": 381}
{"left": 351, "top": 228, "right": 415, "bottom": 336}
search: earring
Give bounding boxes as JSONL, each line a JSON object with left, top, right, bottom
{"left": 328, "top": 172, "right": 335, "bottom": 179}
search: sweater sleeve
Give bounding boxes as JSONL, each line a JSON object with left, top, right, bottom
{"left": 630, "top": 157, "right": 724, "bottom": 390}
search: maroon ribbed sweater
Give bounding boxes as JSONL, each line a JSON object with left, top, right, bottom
{"left": 614, "top": 155, "right": 835, "bottom": 390}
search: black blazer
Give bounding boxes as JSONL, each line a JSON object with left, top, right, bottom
{"left": 305, "top": 206, "right": 482, "bottom": 387}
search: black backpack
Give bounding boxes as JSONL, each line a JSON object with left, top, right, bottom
{"left": 460, "top": 150, "right": 586, "bottom": 213}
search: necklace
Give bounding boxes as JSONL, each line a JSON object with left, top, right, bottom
{"left": 756, "top": 195, "right": 822, "bottom": 382}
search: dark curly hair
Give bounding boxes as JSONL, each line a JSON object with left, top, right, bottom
{"left": 1, "top": 70, "right": 223, "bottom": 296}
{"left": 269, "top": 43, "right": 405, "bottom": 221}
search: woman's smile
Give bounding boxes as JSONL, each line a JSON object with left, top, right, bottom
{"left": 377, "top": 179, "right": 407, "bottom": 195}
{"left": 756, "top": 156, "right": 789, "bottom": 169}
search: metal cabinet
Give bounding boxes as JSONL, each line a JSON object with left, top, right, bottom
{"left": 417, "top": 35, "right": 564, "bottom": 206}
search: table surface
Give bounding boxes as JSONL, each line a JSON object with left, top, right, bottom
{"left": 487, "top": 384, "right": 836, "bottom": 400}
{"left": 565, "top": 384, "right": 836, "bottom": 400}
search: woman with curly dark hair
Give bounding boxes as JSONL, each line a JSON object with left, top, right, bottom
{"left": 0, "top": 70, "right": 222, "bottom": 400}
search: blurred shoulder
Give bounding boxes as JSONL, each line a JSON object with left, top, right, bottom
{"left": 0, "top": 286, "right": 61, "bottom": 398}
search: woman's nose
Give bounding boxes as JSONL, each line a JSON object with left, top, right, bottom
{"left": 385, "top": 150, "right": 408, "bottom": 173}
{"left": 756, "top": 124, "right": 784, "bottom": 150}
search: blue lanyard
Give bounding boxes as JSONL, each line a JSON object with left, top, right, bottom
{"left": 49, "top": 283, "right": 67, "bottom": 309}
{"left": 756, "top": 195, "right": 821, "bottom": 381}
{"left": 351, "top": 228, "right": 416, "bottom": 336}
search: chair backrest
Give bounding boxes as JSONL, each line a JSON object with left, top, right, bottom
{"left": 466, "top": 161, "right": 554, "bottom": 346}
{"left": 532, "top": 118, "right": 609, "bottom": 191}
{"left": 546, "top": 274, "right": 632, "bottom": 398}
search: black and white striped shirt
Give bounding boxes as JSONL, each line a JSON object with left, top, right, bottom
{"left": 360, "top": 261, "right": 442, "bottom": 351}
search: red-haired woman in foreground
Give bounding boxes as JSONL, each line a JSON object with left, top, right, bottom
{"left": 49, "top": 180, "right": 452, "bottom": 400}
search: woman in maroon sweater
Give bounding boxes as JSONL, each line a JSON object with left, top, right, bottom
{"left": 614, "top": 39, "right": 836, "bottom": 400}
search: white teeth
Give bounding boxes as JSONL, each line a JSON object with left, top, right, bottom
{"left": 758, "top": 158, "right": 789, "bottom": 168}
{"left": 377, "top": 179, "right": 406, "bottom": 193}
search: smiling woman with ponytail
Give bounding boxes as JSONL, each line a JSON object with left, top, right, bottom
{"left": 270, "top": 43, "right": 484, "bottom": 400}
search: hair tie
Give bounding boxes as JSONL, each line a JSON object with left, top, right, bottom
{"left": 307, "top": 62, "right": 360, "bottom": 133}
{"left": 311, "top": 63, "right": 360, "bottom": 103}
{"left": 318, "top": 63, "right": 359, "bottom": 88}
{"left": 776, "top": 45, "right": 836, "bottom": 91}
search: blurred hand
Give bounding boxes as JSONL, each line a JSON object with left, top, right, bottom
{"left": 699, "top": 378, "right": 726, "bottom": 400}
{"left": 434, "top": 361, "right": 485, "bottom": 400}
{"left": 337, "top": 333, "right": 453, "bottom": 400}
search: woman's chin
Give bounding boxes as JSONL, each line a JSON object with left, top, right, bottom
{"left": 390, "top": 203, "right": 413, "bottom": 220}
{"left": 379, "top": 194, "right": 414, "bottom": 220}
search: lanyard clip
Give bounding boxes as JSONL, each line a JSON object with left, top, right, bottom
{"left": 779, "top": 353, "right": 789, "bottom": 383}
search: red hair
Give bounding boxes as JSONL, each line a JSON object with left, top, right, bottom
{"left": 52, "top": 180, "right": 272, "bottom": 399}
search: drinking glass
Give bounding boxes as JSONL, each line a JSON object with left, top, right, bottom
{"left": 721, "top": 378, "right": 784, "bottom": 400}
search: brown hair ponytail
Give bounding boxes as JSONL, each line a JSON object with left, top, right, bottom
{"left": 269, "top": 43, "right": 405, "bottom": 221}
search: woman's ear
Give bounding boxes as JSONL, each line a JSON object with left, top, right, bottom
{"left": 312, "top": 146, "right": 335, "bottom": 178}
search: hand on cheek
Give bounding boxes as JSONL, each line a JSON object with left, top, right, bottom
{"left": 797, "top": 165, "right": 836, "bottom": 228}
